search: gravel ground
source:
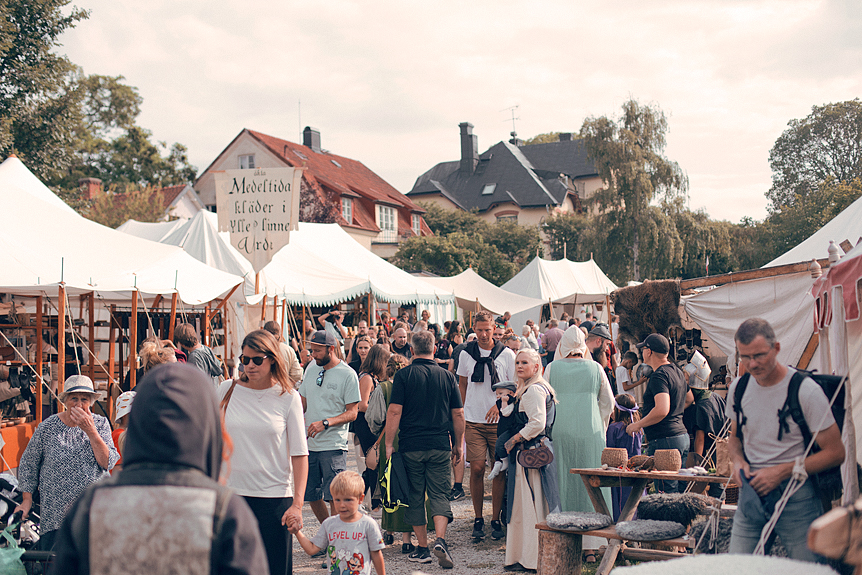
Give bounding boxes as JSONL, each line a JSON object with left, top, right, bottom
{"left": 292, "top": 451, "right": 512, "bottom": 575}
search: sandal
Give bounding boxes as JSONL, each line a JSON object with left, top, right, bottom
{"left": 584, "top": 552, "right": 597, "bottom": 564}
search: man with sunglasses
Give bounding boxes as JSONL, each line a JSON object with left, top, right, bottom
{"left": 299, "top": 331, "right": 361, "bottom": 527}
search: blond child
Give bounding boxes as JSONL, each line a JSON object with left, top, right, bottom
{"left": 291, "top": 470, "right": 386, "bottom": 575}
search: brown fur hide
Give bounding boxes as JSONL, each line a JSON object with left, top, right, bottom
{"left": 612, "top": 280, "right": 682, "bottom": 347}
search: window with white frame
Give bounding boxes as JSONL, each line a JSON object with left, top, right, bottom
{"left": 342, "top": 197, "right": 353, "bottom": 223}
{"left": 481, "top": 183, "right": 496, "bottom": 195}
{"left": 238, "top": 154, "right": 255, "bottom": 169}
{"left": 377, "top": 205, "right": 397, "bottom": 242}
{"left": 412, "top": 214, "right": 421, "bottom": 235}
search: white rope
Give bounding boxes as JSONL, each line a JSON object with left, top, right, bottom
{"left": 685, "top": 416, "right": 732, "bottom": 494}
{"left": 753, "top": 374, "right": 847, "bottom": 555}
{"left": 61, "top": 288, "right": 82, "bottom": 376}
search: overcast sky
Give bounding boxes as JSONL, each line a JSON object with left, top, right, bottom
{"left": 60, "top": 0, "right": 861, "bottom": 223}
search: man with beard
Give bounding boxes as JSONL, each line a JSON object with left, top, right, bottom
{"left": 300, "top": 331, "right": 360, "bottom": 525}
{"left": 392, "top": 327, "right": 413, "bottom": 360}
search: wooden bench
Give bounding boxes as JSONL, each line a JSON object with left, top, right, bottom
{"left": 536, "top": 522, "right": 693, "bottom": 575}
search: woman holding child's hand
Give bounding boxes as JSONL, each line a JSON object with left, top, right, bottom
{"left": 219, "top": 330, "right": 309, "bottom": 575}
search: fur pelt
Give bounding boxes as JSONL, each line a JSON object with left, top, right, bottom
{"left": 611, "top": 280, "right": 682, "bottom": 348}
{"left": 545, "top": 511, "right": 613, "bottom": 532}
{"left": 636, "top": 493, "right": 715, "bottom": 528}
{"left": 615, "top": 519, "right": 686, "bottom": 541}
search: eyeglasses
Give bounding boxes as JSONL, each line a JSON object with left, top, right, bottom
{"left": 316, "top": 368, "right": 326, "bottom": 386}
{"left": 739, "top": 350, "right": 772, "bottom": 363}
{"left": 240, "top": 355, "right": 269, "bottom": 366}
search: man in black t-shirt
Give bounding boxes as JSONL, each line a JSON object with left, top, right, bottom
{"left": 626, "top": 333, "right": 693, "bottom": 492}
{"left": 384, "top": 331, "right": 465, "bottom": 567}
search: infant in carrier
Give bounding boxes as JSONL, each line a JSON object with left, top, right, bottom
{"left": 488, "top": 381, "right": 528, "bottom": 480}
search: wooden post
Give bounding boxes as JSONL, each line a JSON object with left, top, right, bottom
{"left": 169, "top": 292, "right": 178, "bottom": 342}
{"left": 88, "top": 292, "right": 95, "bottom": 381}
{"left": 797, "top": 332, "right": 820, "bottom": 370}
{"left": 35, "top": 296, "right": 43, "bottom": 423}
{"left": 367, "top": 292, "right": 373, "bottom": 325}
{"left": 204, "top": 302, "right": 211, "bottom": 347}
{"left": 129, "top": 290, "right": 138, "bottom": 389}
{"left": 301, "top": 306, "right": 307, "bottom": 351}
{"left": 108, "top": 305, "right": 116, "bottom": 422}
{"left": 255, "top": 272, "right": 260, "bottom": 295}
{"left": 58, "top": 284, "right": 66, "bottom": 412}
{"left": 260, "top": 296, "right": 267, "bottom": 324}
{"left": 537, "top": 529, "right": 581, "bottom": 575}
{"left": 281, "top": 300, "right": 287, "bottom": 333}
{"left": 273, "top": 296, "right": 278, "bottom": 322}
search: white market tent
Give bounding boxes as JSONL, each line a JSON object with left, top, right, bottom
{"left": 119, "top": 212, "right": 455, "bottom": 308}
{"left": 501, "top": 256, "right": 617, "bottom": 321}
{"left": 0, "top": 157, "right": 243, "bottom": 304}
{"left": 766, "top": 193, "right": 862, "bottom": 267}
{"left": 421, "top": 267, "right": 546, "bottom": 326}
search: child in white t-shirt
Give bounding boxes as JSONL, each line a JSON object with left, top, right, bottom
{"left": 292, "top": 470, "right": 386, "bottom": 575}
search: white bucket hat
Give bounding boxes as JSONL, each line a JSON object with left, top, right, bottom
{"left": 58, "top": 375, "right": 105, "bottom": 402}
{"left": 115, "top": 391, "right": 136, "bottom": 422}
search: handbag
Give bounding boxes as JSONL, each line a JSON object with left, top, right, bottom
{"left": 517, "top": 438, "right": 554, "bottom": 469}
{"left": 220, "top": 379, "right": 239, "bottom": 415}
{"left": 0, "top": 523, "right": 26, "bottom": 575}
{"left": 365, "top": 442, "right": 380, "bottom": 471}
{"left": 712, "top": 434, "right": 732, "bottom": 477}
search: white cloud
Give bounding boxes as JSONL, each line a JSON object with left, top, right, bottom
{"left": 59, "top": 0, "right": 862, "bottom": 223}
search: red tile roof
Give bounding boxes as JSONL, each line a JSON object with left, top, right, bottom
{"left": 159, "top": 185, "right": 186, "bottom": 209}
{"left": 244, "top": 130, "right": 426, "bottom": 235}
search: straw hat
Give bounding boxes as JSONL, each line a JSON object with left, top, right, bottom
{"left": 59, "top": 375, "right": 105, "bottom": 402}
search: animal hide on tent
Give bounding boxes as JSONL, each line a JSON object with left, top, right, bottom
{"left": 612, "top": 280, "right": 682, "bottom": 348}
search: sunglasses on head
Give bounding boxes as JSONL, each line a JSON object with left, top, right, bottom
{"left": 240, "top": 355, "right": 270, "bottom": 366}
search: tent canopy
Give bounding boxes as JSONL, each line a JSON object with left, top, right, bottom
{"left": 767, "top": 193, "right": 862, "bottom": 267}
{"left": 421, "top": 267, "right": 545, "bottom": 317}
{"left": 501, "top": 256, "right": 617, "bottom": 304}
{"left": 0, "top": 157, "right": 243, "bottom": 304}
{"left": 120, "top": 212, "right": 454, "bottom": 307}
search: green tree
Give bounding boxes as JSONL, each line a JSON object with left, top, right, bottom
{"left": 419, "top": 202, "right": 488, "bottom": 236}
{"left": 86, "top": 184, "right": 169, "bottom": 229}
{"left": 541, "top": 211, "right": 590, "bottom": 260}
{"left": 390, "top": 232, "right": 517, "bottom": 285}
{"left": 483, "top": 222, "right": 542, "bottom": 270}
{"left": 0, "top": 0, "right": 89, "bottom": 180}
{"left": 581, "top": 99, "right": 688, "bottom": 281}
{"left": 767, "top": 99, "right": 862, "bottom": 212}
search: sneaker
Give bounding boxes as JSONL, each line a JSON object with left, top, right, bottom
{"left": 448, "top": 486, "right": 466, "bottom": 501}
{"left": 433, "top": 537, "right": 454, "bottom": 569}
{"left": 472, "top": 517, "right": 485, "bottom": 539}
{"left": 408, "top": 547, "right": 432, "bottom": 563}
{"left": 491, "top": 519, "right": 505, "bottom": 540}
{"left": 383, "top": 532, "right": 394, "bottom": 545}
{"left": 311, "top": 549, "right": 325, "bottom": 558}
{"left": 401, "top": 543, "right": 416, "bottom": 554}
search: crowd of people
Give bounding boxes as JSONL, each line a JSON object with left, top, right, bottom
{"left": 11, "top": 310, "right": 847, "bottom": 574}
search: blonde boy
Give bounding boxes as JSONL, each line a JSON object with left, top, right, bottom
{"left": 291, "top": 471, "right": 385, "bottom": 575}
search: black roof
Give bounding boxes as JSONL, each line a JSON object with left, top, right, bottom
{"left": 408, "top": 137, "right": 597, "bottom": 213}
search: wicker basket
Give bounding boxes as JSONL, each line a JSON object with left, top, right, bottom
{"left": 654, "top": 449, "right": 682, "bottom": 472}
{"left": 601, "top": 448, "right": 629, "bottom": 468}
{"left": 724, "top": 482, "right": 739, "bottom": 505}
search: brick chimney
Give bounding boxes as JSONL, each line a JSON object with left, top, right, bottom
{"left": 78, "top": 177, "right": 103, "bottom": 200}
{"left": 303, "top": 126, "right": 321, "bottom": 153}
{"left": 459, "top": 122, "right": 478, "bottom": 174}
{"left": 559, "top": 133, "right": 573, "bottom": 142}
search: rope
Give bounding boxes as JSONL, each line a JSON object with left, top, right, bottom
{"left": 753, "top": 374, "right": 847, "bottom": 555}
{"left": 61, "top": 288, "right": 81, "bottom": 376}
{"left": 0, "top": 329, "right": 62, "bottom": 404}
{"left": 684, "top": 417, "right": 732, "bottom": 494}
{"left": 136, "top": 290, "right": 156, "bottom": 337}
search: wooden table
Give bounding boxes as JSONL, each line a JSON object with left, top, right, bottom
{"left": 569, "top": 468, "right": 731, "bottom": 575}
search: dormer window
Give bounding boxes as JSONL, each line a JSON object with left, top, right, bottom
{"left": 238, "top": 154, "right": 255, "bottom": 169}
{"left": 481, "top": 183, "right": 496, "bottom": 195}
{"left": 412, "top": 214, "right": 421, "bottom": 235}
{"left": 342, "top": 197, "right": 353, "bottom": 223}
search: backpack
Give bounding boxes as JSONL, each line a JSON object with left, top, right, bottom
{"left": 733, "top": 368, "right": 845, "bottom": 509}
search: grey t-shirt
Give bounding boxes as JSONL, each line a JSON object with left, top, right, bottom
{"left": 310, "top": 514, "right": 384, "bottom": 575}
{"left": 299, "top": 361, "right": 360, "bottom": 452}
{"left": 726, "top": 368, "right": 835, "bottom": 471}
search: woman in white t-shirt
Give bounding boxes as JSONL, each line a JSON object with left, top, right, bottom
{"left": 219, "top": 330, "right": 309, "bottom": 575}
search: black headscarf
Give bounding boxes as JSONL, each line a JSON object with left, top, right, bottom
{"left": 123, "top": 363, "right": 223, "bottom": 481}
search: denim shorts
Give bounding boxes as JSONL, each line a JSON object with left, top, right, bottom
{"left": 305, "top": 449, "right": 347, "bottom": 502}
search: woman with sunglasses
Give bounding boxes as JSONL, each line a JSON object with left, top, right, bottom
{"left": 219, "top": 329, "right": 309, "bottom": 575}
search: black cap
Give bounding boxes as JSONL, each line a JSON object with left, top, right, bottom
{"left": 306, "top": 330, "right": 338, "bottom": 347}
{"left": 636, "top": 333, "right": 670, "bottom": 354}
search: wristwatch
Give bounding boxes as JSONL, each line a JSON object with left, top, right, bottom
{"left": 322, "top": 419, "right": 330, "bottom": 430}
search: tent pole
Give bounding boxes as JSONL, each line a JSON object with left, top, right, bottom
{"left": 129, "top": 290, "right": 138, "bottom": 389}
{"left": 36, "top": 295, "right": 43, "bottom": 424}
{"left": 108, "top": 305, "right": 116, "bottom": 421}
{"left": 88, "top": 292, "right": 95, "bottom": 382}
{"left": 204, "top": 302, "right": 211, "bottom": 347}
{"left": 273, "top": 296, "right": 279, "bottom": 322}
{"left": 260, "top": 296, "right": 267, "bottom": 325}
{"left": 367, "top": 292, "right": 373, "bottom": 325}
{"left": 281, "top": 300, "right": 286, "bottom": 332}
{"left": 58, "top": 284, "right": 66, "bottom": 413}
{"left": 255, "top": 272, "right": 260, "bottom": 295}
{"left": 605, "top": 295, "right": 611, "bottom": 323}
{"left": 169, "top": 293, "right": 178, "bottom": 341}
{"left": 301, "top": 306, "right": 306, "bottom": 352}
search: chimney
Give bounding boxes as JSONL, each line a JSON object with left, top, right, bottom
{"left": 459, "top": 122, "right": 478, "bottom": 174}
{"left": 303, "top": 126, "right": 321, "bottom": 153}
{"left": 78, "top": 177, "right": 103, "bottom": 200}
{"left": 559, "top": 133, "right": 572, "bottom": 142}
{"left": 509, "top": 131, "right": 524, "bottom": 147}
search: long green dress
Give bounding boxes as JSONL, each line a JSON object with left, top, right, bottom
{"left": 546, "top": 358, "right": 613, "bottom": 516}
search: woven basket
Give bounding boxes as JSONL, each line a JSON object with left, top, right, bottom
{"left": 601, "top": 448, "right": 629, "bottom": 468}
{"left": 654, "top": 449, "right": 682, "bottom": 472}
{"left": 724, "top": 482, "right": 739, "bottom": 505}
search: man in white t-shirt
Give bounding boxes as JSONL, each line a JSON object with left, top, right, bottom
{"left": 727, "top": 318, "right": 844, "bottom": 561}
{"left": 456, "top": 311, "right": 515, "bottom": 542}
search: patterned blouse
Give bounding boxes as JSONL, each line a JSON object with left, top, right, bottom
{"left": 18, "top": 414, "right": 119, "bottom": 532}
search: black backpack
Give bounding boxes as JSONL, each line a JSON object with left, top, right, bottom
{"left": 733, "top": 368, "right": 845, "bottom": 510}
